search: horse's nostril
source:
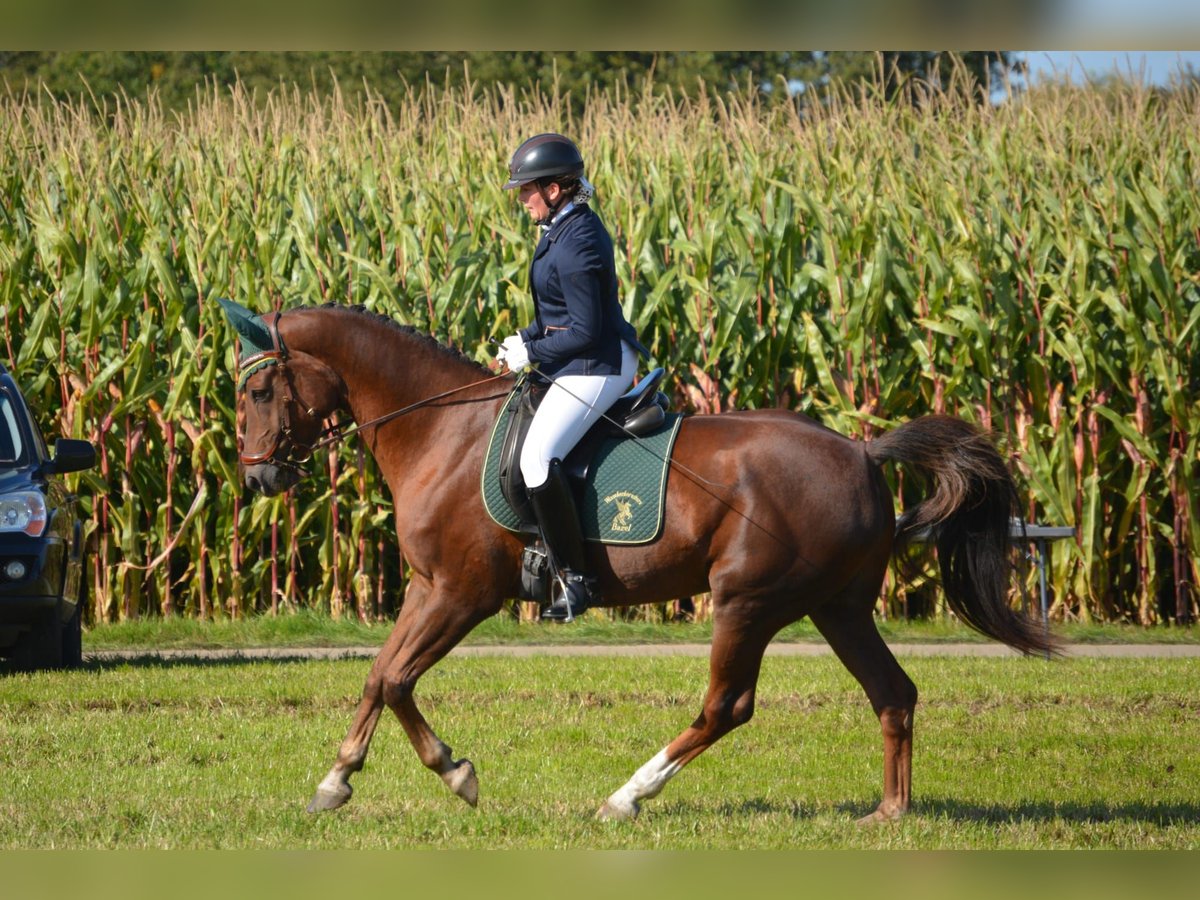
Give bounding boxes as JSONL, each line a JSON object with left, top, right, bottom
{"left": 245, "top": 473, "right": 262, "bottom": 493}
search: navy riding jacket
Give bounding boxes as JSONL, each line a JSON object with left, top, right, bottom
{"left": 518, "top": 204, "right": 647, "bottom": 378}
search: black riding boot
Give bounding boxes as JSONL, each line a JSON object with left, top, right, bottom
{"left": 527, "top": 459, "right": 601, "bottom": 621}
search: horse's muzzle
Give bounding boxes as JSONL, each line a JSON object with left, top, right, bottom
{"left": 244, "top": 463, "right": 302, "bottom": 496}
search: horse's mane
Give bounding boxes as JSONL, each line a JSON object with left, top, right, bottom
{"left": 317, "top": 303, "right": 489, "bottom": 373}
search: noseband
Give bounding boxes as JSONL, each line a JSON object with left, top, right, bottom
{"left": 237, "top": 312, "right": 318, "bottom": 470}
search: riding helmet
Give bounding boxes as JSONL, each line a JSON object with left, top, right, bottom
{"left": 502, "top": 133, "right": 585, "bottom": 190}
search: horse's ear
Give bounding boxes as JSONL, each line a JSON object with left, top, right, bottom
{"left": 217, "top": 298, "right": 273, "bottom": 361}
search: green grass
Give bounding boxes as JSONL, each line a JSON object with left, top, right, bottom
{"left": 81, "top": 610, "right": 1200, "bottom": 651}
{"left": 2, "top": 653, "right": 1197, "bottom": 848}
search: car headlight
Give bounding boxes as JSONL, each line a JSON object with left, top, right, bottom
{"left": 0, "top": 492, "right": 48, "bottom": 537}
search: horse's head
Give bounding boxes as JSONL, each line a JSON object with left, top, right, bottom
{"left": 219, "top": 299, "right": 345, "bottom": 496}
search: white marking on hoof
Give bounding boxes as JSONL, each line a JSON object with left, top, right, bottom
{"left": 603, "top": 748, "right": 681, "bottom": 819}
{"left": 596, "top": 799, "right": 639, "bottom": 821}
{"left": 443, "top": 758, "right": 479, "bottom": 807}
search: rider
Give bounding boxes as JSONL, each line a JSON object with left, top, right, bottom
{"left": 497, "top": 133, "right": 648, "bottom": 622}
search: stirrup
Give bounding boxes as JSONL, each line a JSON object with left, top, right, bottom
{"left": 541, "top": 571, "right": 598, "bottom": 623}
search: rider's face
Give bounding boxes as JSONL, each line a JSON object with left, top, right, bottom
{"left": 518, "top": 180, "right": 562, "bottom": 222}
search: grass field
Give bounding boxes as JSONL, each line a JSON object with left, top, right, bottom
{"left": 80, "top": 609, "right": 1200, "bottom": 650}
{"left": 2, "top": 649, "right": 1197, "bottom": 849}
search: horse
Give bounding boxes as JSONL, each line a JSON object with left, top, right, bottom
{"left": 222, "top": 300, "right": 1056, "bottom": 825}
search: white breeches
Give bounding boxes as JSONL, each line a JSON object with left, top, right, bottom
{"left": 520, "top": 341, "right": 637, "bottom": 489}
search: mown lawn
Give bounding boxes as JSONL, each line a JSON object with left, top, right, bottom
{"left": 2, "top": 652, "right": 1197, "bottom": 849}
{"left": 79, "top": 609, "right": 1200, "bottom": 650}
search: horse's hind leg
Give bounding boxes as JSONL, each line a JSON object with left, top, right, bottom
{"left": 597, "top": 610, "right": 776, "bottom": 821}
{"left": 809, "top": 590, "right": 918, "bottom": 825}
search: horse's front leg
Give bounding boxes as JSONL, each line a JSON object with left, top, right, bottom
{"left": 377, "top": 574, "right": 502, "bottom": 806}
{"left": 387, "top": 681, "right": 480, "bottom": 806}
{"left": 312, "top": 570, "right": 502, "bottom": 811}
{"left": 307, "top": 676, "right": 388, "bottom": 812}
{"left": 306, "top": 579, "right": 434, "bottom": 813}
{"left": 308, "top": 574, "right": 499, "bottom": 812}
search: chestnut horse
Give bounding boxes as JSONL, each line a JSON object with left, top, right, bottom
{"left": 226, "top": 301, "right": 1055, "bottom": 824}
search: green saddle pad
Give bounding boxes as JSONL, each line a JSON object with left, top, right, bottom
{"left": 481, "top": 388, "right": 684, "bottom": 545}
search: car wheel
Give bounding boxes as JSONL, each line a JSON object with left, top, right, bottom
{"left": 61, "top": 600, "right": 83, "bottom": 669}
{"left": 59, "top": 556, "right": 88, "bottom": 669}
{"left": 9, "top": 610, "right": 63, "bottom": 672}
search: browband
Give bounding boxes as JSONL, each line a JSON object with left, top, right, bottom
{"left": 237, "top": 352, "right": 283, "bottom": 391}
{"left": 236, "top": 312, "right": 287, "bottom": 391}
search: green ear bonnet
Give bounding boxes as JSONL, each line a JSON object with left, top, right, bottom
{"left": 217, "top": 297, "right": 286, "bottom": 390}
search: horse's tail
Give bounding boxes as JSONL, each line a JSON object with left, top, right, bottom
{"left": 866, "top": 414, "right": 1059, "bottom": 657}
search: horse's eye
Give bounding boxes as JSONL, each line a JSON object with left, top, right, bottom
{"left": 250, "top": 388, "right": 270, "bottom": 403}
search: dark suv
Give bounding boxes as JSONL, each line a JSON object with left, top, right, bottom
{"left": 0, "top": 362, "right": 96, "bottom": 671}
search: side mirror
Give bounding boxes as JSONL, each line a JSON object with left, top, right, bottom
{"left": 47, "top": 438, "right": 97, "bottom": 475}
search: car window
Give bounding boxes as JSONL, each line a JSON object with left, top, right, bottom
{"left": 0, "top": 391, "right": 27, "bottom": 466}
{"left": 23, "top": 394, "right": 49, "bottom": 461}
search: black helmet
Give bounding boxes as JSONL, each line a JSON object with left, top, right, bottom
{"left": 502, "top": 133, "right": 584, "bottom": 190}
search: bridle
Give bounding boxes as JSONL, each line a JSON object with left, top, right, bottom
{"left": 236, "top": 311, "right": 317, "bottom": 471}
{"left": 235, "top": 311, "right": 511, "bottom": 472}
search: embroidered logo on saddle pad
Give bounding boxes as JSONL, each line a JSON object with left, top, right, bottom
{"left": 481, "top": 389, "right": 683, "bottom": 545}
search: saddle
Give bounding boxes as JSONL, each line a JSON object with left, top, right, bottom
{"left": 497, "top": 368, "right": 670, "bottom": 533}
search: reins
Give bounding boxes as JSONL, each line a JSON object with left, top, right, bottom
{"left": 236, "top": 310, "right": 512, "bottom": 464}
{"left": 307, "top": 373, "right": 512, "bottom": 454}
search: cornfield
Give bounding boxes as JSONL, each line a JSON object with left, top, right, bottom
{"left": 1, "top": 66, "right": 1197, "bottom": 625}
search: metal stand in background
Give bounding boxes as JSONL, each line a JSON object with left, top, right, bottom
{"left": 913, "top": 520, "right": 1075, "bottom": 657}
{"left": 1012, "top": 522, "right": 1077, "bottom": 629}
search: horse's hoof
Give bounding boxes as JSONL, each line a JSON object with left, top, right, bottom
{"left": 855, "top": 804, "right": 905, "bottom": 827}
{"left": 596, "top": 799, "right": 639, "bottom": 821}
{"left": 444, "top": 758, "right": 479, "bottom": 807}
{"left": 306, "top": 783, "right": 352, "bottom": 813}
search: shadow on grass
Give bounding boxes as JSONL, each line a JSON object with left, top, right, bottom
{"left": 0, "top": 650, "right": 378, "bottom": 674}
{"left": 914, "top": 796, "right": 1200, "bottom": 826}
{"left": 657, "top": 796, "right": 1200, "bottom": 827}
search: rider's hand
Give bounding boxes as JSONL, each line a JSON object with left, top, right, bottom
{"left": 501, "top": 337, "right": 530, "bottom": 373}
